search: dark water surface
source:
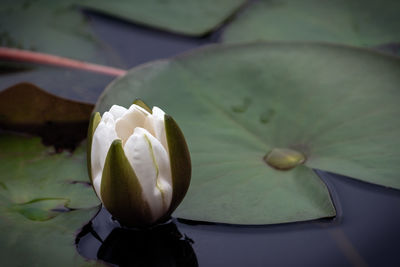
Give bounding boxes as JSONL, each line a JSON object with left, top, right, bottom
{"left": 76, "top": 171, "right": 400, "bottom": 267}
{"left": 84, "top": 9, "right": 220, "bottom": 69}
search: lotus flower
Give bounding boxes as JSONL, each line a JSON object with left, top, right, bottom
{"left": 87, "top": 100, "right": 191, "bottom": 227}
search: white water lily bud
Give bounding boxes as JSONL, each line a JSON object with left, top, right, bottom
{"left": 87, "top": 100, "right": 191, "bottom": 227}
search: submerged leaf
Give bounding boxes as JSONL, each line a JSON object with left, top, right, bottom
{"left": 96, "top": 42, "right": 400, "bottom": 224}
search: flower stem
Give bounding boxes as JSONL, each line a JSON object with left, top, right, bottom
{"left": 0, "top": 47, "right": 127, "bottom": 77}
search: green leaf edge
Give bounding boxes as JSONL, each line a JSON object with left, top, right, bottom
{"left": 95, "top": 41, "right": 400, "bottom": 113}
{"left": 79, "top": 0, "right": 248, "bottom": 37}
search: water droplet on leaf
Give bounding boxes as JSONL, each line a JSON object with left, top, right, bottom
{"left": 264, "top": 148, "right": 306, "bottom": 170}
{"left": 10, "top": 198, "right": 68, "bottom": 221}
{"left": 259, "top": 109, "right": 275, "bottom": 124}
{"left": 231, "top": 97, "right": 252, "bottom": 113}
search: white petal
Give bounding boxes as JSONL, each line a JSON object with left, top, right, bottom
{"left": 91, "top": 113, "right": 118, "bottom": 200}
{"left": 124, "top": 127, "right": 172, "bottom": 222}
{"left": 144, "top": 106, "right": 168, "bottom": 151}
{"left": 115, "top": 104, "right": 150, "bottom": 145}
{"left": 101, "top": 111, "right": 114, "bottom": 125}
{"left": 129, "top": 103, "right": 151, "bottom": 115}
{"left": 93, "top": 176, "right": 102, "bottom": 199}
{"left": 109, "top": 105, "right": 127, "bottom": 120}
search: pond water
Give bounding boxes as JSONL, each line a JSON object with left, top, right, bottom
{"left": 76, "top": 170, "right": 400, "bottom": 267}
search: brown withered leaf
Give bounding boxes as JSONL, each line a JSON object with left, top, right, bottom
{"left": 0, "top": 82, "right": 94, "bottom": 149}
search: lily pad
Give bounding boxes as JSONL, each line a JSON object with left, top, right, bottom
{"left": 222, "top": 0, "right": 400, "bottom": 48}
{"left": 0, "top": 134, "right": 99, "bottom": 209}
{"left": 80, "top": 0, "right": 247, "bottom": 36}
{"left": 0, "top": 0, "right": 122, "bottom": 66}
{"left": 0, "top": 205, "right": 99, "bottom": 266}
{"left": 0, "top": 134, "right": 101, "bottom": 266}
{"left": 96, "top": 42, "right": 400, "bottom": 224}
{"left": 0, "top": 203, "right": 97, "bottom": 266}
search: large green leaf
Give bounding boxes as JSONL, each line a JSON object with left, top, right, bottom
{"left": 0, "top": 0, "right": 122, "bottom": 66}
{"left": 222, "top": 0, "right": 400, "bottom": 49}
{"left": 80, "top": 0, "right": 247, "bottom": 36}
{"left": 96, "top": 42, "right": 400, "bottom": 224}
{"left": 0, "top": 134, "right": 101, "bottom": 265}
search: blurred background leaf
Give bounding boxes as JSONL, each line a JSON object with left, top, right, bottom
{"left": 0, "top": 0, "right": 248, "bottom": 71}
{"left": 80, "top": 0, "right": 248, "bottom": 36}
{"left": 223, "top": 0, "right": 400, "bottom": 54}
{"left": 0, "top": 0, "right": 124, "bottom": 67}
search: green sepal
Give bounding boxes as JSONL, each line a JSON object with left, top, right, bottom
{"left": 133, "top": 99, "right": 152, "bottom": 113}
{"left": 164, "top": 115, "right": 191, "bottom": 215}
{"left": 87, "top": 112, "right": 101, "bottom": 185}
{"left": 101, "top": 139, "right": 153, "bottom": 227}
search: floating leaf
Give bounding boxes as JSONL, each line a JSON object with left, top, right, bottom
{"left": 9, "top": 198, "right": 69, "bottom": 221}
{"left": 96, "top": 42, "right": 400, "bottom": 224}
{"left": 0, "top": 204, "right": 99, "bottom": 266}
{"left": 0, "top": 0, "right": 122, "bottom": 66}
{"left": 0, "top": 134, "right": 99, "bottom": 209}
{"left": 0, "top": 83, "right": 94, "bottom": 149}
{"left": 0, "top": 133, "right": 101, "bottom": 265}
{"left": 222, "top": 0, "right": 400, "bottom": 48}
{"left": 80, "top": 0, "right": 247, "bottom": 36}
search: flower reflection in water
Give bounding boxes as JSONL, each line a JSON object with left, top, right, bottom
{"left": 76, "top": 207, "right": 198, "bottom": 267}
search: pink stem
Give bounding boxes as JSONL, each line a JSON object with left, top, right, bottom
{"left": 0, "top": 47, "right": 127, "bottom": 77}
